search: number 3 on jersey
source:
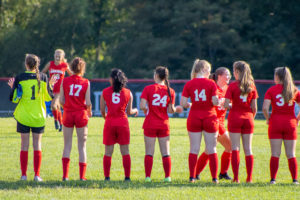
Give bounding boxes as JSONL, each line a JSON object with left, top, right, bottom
{"left": 69, "top": 84, "right": 82, "bottom": 96}
{"left": 152, "top": 94, "right": 167, "bottom": 107}
{"left": 194, "top": 89, "right": 206, "bottom": 101}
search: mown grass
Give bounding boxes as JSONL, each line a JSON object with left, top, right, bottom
{"left": 0, "top": 117, "right": 299, "bottom": 199}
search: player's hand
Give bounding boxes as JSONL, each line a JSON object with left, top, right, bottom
{"left": 133, "top": 108, "right": 139, "bottom": 117}
{"left": 7, "top": 78, "right": 15, "bottom": 88}
{"left": 188, "top": 102, "right": 192, "bottom": 108}
{"left": 88, "top": 110, "right": 92, "bottom": 117}
{"left": 49, "top": 75, "right": 58, "bottom": 86}
{"left": 175, "top": 105, "right": 183, "bottom": 114}
{"left": 266, "top": 119, "right": 269, "bottom": 125}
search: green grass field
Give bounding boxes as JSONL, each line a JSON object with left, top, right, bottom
{"left": 0, "top": 117, "right": 299, "bottom": 199}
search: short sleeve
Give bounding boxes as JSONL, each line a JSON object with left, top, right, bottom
{"left": 225, "top": 84, "right": 233, "bottom": 99}
{"left": 264, "top": 88, "right": 272, "bottom": 100}
{"left": 182, "top": 82, "right": 190, "bottom": 98}
{"left": 141, "top": 86, "right": 149, "bottom": 100}
{"left": 252, "top": 84, "right": 259, "bottom": 99}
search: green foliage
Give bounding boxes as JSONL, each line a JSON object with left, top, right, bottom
{"left": 0, "top": 0, "right": 299, "bottom": 79}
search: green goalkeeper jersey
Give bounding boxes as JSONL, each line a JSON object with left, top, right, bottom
{"left": 9, "top": 71, "right": 53, "bottom": 127}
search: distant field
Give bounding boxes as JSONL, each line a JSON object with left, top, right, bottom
{"left": 0, "top": 117, "right": 299, "bottom": 199}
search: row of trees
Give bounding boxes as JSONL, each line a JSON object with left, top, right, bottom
{"left": 0, "top": 0, "right": 299, "bottom": 79}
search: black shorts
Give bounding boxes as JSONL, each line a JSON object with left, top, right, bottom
{"left": 17, "top": 122, "right": 45, "bottom": 134}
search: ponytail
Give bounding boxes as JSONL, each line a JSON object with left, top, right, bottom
{"left": 110, "top": 68, "right": 128, "bottom": 93}
{"left": 275, "top": 67, "right": 297, "bottom": 103}
{"left": 25, "top": 54, "right": 41, "bottom": 93}
{"left": 233, "top": 61, "right": 254, "bottom": 95}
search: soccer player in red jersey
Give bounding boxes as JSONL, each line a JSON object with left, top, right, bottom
{"left": 262, "top": 67, "right": 300, "bottom": 185}
{"left": 195, "top": 67, "right": 232, "bottom": 181}
{"left": 100, "top": 68, "right": 138, "bottom": 181}
{"left": 59, "top": 57, "right": 92, "bottom": 181}
{"left": 180, "top": 59, "right": 220, "bottom": 183}
{"left": 224, "top": 61, "right": 258, "bottom": 183}
{"left": 140, "top": 66, "right": 183, "bottom": 183}
{"left": 42, "top": 49, "right": 72, "bottom": 131}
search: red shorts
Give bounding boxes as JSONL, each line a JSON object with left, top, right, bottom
{"left": 218, "top": 119, "right": 226, "bottom": 136}
{"left": 187, "top": 115, "right": 218, "bottom": 133}
{"left": 103, "top": 125, "right": 130, "bottom": 145}
{"left": 144, "top": 129, "right": 170, "bottom": 138}
{"left": 63, "top": 110, "right": 89, "bottom": 128}
{"left": 268, "top": 115, "right": 297, "bottom": 140}
{"left": 227, "top": 112, "right": 254, "bottom": 134}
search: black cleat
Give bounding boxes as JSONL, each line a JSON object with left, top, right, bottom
{"left": 293, "top": 179, "right": 299, "bottom": 185}
{"left": 189, "top": 177, "right": 195, "bottom": 183}
{"left": 54, "top": 120, "right": 59, "bottom": 130}
{"left": 195, "top": 175, "right": 200, "bottom": 180}
{"left": 270, "top": 179, "right": 276, "bottom": 184}
{"left": 124, "top": 177, "right": 131, "bottom": 181}
{"left": 219, "top": 173, "right": 232, "bottom": 180}
{"left": 105, "top": 177, "right": 110, "bottom": 181}
{"left": 212, "top": 178, "right": 219, "bottom": 184}
{"left": 59, "top": 124, "right": 62, "bottom": 132}
{"left": 62, "top": 177, "right": 69, "bottom": 181}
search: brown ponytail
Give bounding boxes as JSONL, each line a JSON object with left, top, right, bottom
{"left": 209, "top": 67, "right": 229, "bottom": 83}
{"left": 233, "top": 61, "right": 254, "bottom": 95}
{"left": 25, "top": 54, "right": 41, "bottom": 93}
{"left": 275, "top": 67, "right": 297, "bottom": 103}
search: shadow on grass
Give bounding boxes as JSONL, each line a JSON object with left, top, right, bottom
{"left": 0, "top": 180, "right": 297, "bottom": 190}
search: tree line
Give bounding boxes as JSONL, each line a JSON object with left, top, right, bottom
{"left": 0, "top": 0, "right": 299, "bottom": 79}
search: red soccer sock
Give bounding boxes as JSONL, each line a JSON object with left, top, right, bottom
{"left": 232, "top": 150, "right": 240, "bottom": 181}
{"left": 270, "top": 156, "right": 279, "bottom": 180}
{"left": 245, "top": 155, "right": 254, "bottom": 182}
{"left": 189, "top": 153, "right": 198, "bottom": 178}
{"left": 195, "top": 152, "right": 209, "bottom": 176}
{"left": 144, "top": 155, "right": 153, "bottom": 177}
{"left": 52, "top": 109, "right": 58, "bottom": 121}
{"left": 62, "top": 157, "right": 70, "bottom": 179}
{"left": 209, "top": 153, "right": 218, "bottom": 179}
{"left": 79, "top": 162, "right": 87, "bottom": 180}
{"left": 34, "top": 151, "right": 42, "bottom": 176}
{"left": 20, "top": 151, "right": 28, "bottom": 176}
{"left": 220, "top": 151, "right": 231, "bottom": 174}
{"left": 162, "top": 156, "right": 171, "bottom": 178}
{"left": 122, "top": 154, "right": 131, "bottom": 178}
{"left": 57, "top": 110, "right": 62, "bottom": 125}
{"left": 288, "top": 157, "right": 298, "bottom": 180}
{"left": 103, "top": 155, "right": 112, "bottom": 178}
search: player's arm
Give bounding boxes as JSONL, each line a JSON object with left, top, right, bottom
{"left": 59, "top": 80, "right": 65, "bottom": 106}
{"left": 100, "top": 93, "right": 107, "bottom": 119}
{"left": 127, "top": 92, "right": 139, "bottom": 116}
{"left": 212, "top": 95, "right": 220, "bottom": 106}
{"left": 85, "top": 82, "right": 92, "bottom": 117}
{"left": 66, "top": 64, "right": 73, "bottom": 76}
{"left": 251, "top": 99, "right": 257, "bottom": 118}
{"left": 41, "top": 62, "right": 50, "bottom": 74}
{"left": 262, "top": 99, "right": 271, "bottom": 124}
{"left": 180, "top": 96, "right": 191, "bottom": 109}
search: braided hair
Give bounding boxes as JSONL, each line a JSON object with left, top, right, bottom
{"left": 25, "top": 54, "right": 41, "bottom": 93}
{"left": 110, "top": 68, "right": 128, "bottom": 93}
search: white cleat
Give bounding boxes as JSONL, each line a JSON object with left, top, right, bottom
{"left": 34, "top": 176, "right": 43, "bottom": 182}
{"left": 20, "top": 176, "right": 27, "bottom": 181}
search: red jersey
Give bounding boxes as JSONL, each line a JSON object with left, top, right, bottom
{"left": 102, "top": 86, "right": 131, "bottom": 127}
{"left": 216, "top": 84, "right": 228, "bottom": 120}
{"left": 182, "top": 78, "right": 217, "bottom": 118}
{"left": 63, "top": 75, "right": 89, "bottom": 112}
{"left": 225, "top": 81, "right": 258, "bottom": 117}
{"left": 264, "top": 84, "right": 300, "bottom": 117}
{"left": 49, "top": 61, "right": 68, "bottom": 93}
{"left": 141, "top": 84, "right": 175, "bottom": 130}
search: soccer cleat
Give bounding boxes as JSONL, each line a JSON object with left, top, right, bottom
{"left": 270, "top": 179, "right": 276, "bottom": 184}
{"left": 293, "top": 180, "right": 299, "bottom": 185}
{"left": 189, "top": 177, "right": 195, "bottom": 183}
{"left": 59, "top": 124, "right": 62, "bottom": 132}
{"left": 124, "top": 177, "right": 131, "bottom": 182}
{"left": 164, "top": 177, "right": 171, "bottom": 183}
{"left": 80, "top": 178, "right": 87, "bottom": 181}
{"left": 20, "top": 176, "right": 27, "bottom": 181}
{"left": 104, "top": 177, "right": 110, "bottom": 181}
{"left": 145, "top": 177, "right": 151, "bottom": 182}
{"left": 54, "top": 120, "right": 59, "bottom": 130}
{"left": 212, "top": 178, "right": 219, "bottom": 184}
{"left": 232, "top": 179, "right": 240, "bottom": 183}
{"left": 62, "top": 177, "right": 69, "bottom": 181}
{"left": 246, "top": 178, "right": 253, "bottom": 183}
{"left": 219, "top": 173, "right": 232, "bottom": 180}
{"left": 34, "top": 176, "right": 43, "bottom": 182}
{"left": 195, "top": 175, "right": 200, "bottom": 180}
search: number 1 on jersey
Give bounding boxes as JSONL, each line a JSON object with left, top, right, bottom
{"left": 194, "top": 89, "right": 206, "bottom": 101}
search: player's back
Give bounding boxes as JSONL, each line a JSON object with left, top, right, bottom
{"left": 63, "top": 75, "right": 89, "bottom": 112}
